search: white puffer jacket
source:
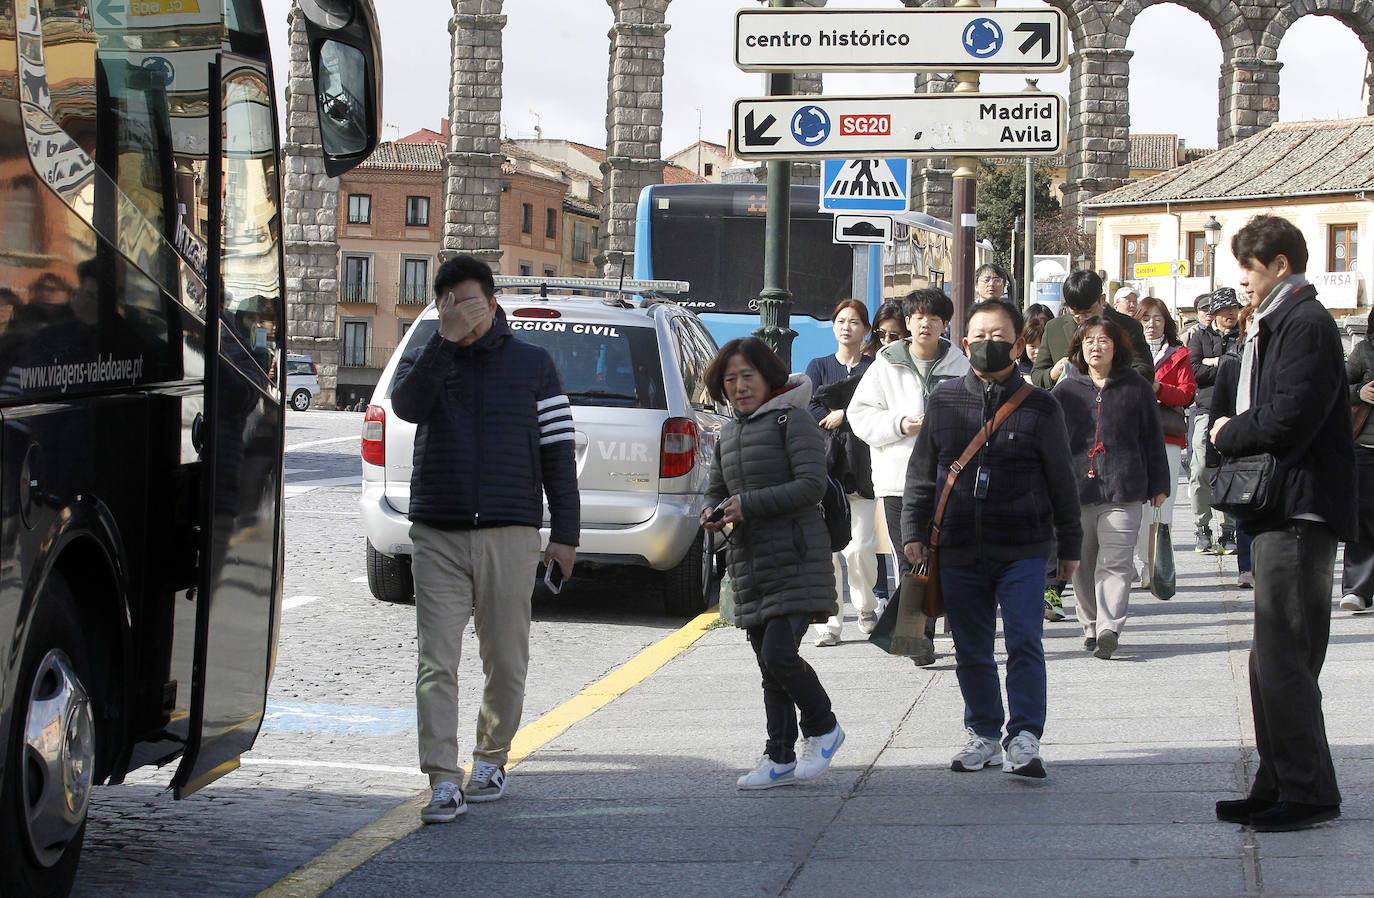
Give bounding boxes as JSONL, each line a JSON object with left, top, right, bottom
{"left": 848, "top": 338, "right": 971, "bottom": 497}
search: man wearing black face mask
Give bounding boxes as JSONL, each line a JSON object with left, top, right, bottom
{"left": 902, "top": 299, "right": 1082, "bottom": 778}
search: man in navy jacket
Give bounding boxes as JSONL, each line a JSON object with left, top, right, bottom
{"left": 392, "top": 255, "right": 579, "bottom": 824}
{"left": 1210, "top": 216, "right": 1355, "bottom": 832}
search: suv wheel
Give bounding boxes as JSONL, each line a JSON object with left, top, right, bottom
{"left": 662, "top": 529, "right": 713, "bottom": 618}
{"left": 290, "top": 389, "right": 312, "bottom": 411}
{"left": 367, "top": 540, "right": 414, "bottom": 603}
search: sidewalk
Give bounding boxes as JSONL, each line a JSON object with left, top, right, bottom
{"left": 322, "top": 491, "right": 1374, "bottom": 898}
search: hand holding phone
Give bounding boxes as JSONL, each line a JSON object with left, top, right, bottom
{"left": 706, "top": 505, "right": 726, "bottom": 524}
{"left": 543, "top": 561, "right": 565, "bottom": 595}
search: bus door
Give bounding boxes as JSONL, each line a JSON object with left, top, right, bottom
{"left": 170, "top": 0, "right": 381, "bottom": 798}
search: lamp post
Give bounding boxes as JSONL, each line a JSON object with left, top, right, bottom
{"left": 1204, "top": 215, "right": 1222, "bottom": 292}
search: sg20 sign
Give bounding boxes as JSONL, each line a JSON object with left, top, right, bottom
{"left": 840, "top": 114, "right": 891, "bottom": 136}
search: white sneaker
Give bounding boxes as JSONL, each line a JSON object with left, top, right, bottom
{"left": 950, "top": 727, "right": 1003, "bottom": 772}
{"left": 814, "top": 632, "right": 840, "bottom": 647}
{"left": 464, "top": 761, "right": 507, "bottom": 803}
{"left": 1340, "top": 593, "right": 1372, "bottom": 612}
{"left": 420, "top": 781, "right": 466, "bottom": 823}
{"left": 794, "top": 723, "right": 844, "bottom": 780}
{"left": 1002, "top": 731, "right": 1047, "bottom": 778}
{"left": 857, "top": 610, "right": 879, "bottom": 634}
{"left": 736, "top": 755, "right": 797, "bottom": 790}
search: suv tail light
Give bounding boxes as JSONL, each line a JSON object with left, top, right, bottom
{"left": 660, "top": 417, "right": 699, "bottom": 479}
{"left": 361, "top": 405, "right": 386, "bottom": 466}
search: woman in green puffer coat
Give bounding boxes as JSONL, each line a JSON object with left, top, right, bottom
{"left": 702, "top": 337, "right": 845, "bottom": 791}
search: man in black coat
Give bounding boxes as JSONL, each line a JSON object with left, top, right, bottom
{"left": 1210, "top": 215, "right": 1356, "bottom": 833}
{"left": 1187, "top": 288, "right": 1243, "bottom": 554}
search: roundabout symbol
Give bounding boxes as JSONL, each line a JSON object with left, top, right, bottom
{"left": 791, "top": 105, "right": 830, "bottom": 147}
{"left": 962, "top": 17, "right": 1003, "bottom": 59}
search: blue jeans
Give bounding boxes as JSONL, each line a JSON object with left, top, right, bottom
{"left": 941, "top": 557, "right": 1048, "bottom": 744}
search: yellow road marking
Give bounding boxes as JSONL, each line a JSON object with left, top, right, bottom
{"left": 256, "top": 608, "right": 721, "bottom": 898}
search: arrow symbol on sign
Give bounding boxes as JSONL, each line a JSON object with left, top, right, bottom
{"left": 95, "top": 0, "right": 126, "bottom": 25}
{"left": 1015, "top": 22, "right": 1052, "bottom": 59}
{"left": 743, "top": 111, "right": 779, "bottom": 147}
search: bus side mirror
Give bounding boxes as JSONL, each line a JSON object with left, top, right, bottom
{"left": 299, "top": 0, "right": 383, "bottom": 178}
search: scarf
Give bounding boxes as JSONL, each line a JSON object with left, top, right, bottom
{"left": 1237, "top": 274, "right": 1309, "bottom": 415}
{"left": 1147, "top": 335, "right": 1168, "bottom": 367}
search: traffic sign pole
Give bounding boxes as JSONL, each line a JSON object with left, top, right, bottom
{"left": 949, "top": 0, "right": 983, "bottom": 348}
{"left": 753, "top": 0, "right": 796, "bottom": 366}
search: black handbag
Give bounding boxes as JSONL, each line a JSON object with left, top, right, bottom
{"left": 1209, "top": 453, "right": 1279, "bottom": 517}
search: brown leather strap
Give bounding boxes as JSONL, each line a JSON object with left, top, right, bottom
{"left": 929, "top": 382, "right": 1034, "bottom": 548}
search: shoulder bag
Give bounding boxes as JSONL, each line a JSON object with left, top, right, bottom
{"left": 922, "top": 381, "right": 1035, "bottom": 617}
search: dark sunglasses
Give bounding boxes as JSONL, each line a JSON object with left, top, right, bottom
{"left": 874, "top": 328, "right": 905, "bottom": 343}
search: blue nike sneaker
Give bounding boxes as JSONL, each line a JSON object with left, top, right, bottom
{"left": 737, "top": 755, "right": 796, "bottom": 790}
{"left": 794, "top": 723, "right": 845, "bottom": 780}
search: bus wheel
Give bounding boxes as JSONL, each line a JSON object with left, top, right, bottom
{"left": 290, "top": 389, "right": 312, "bottom": 411}
{"left": 0, "top": 573, "right": 94, "bottom": 898}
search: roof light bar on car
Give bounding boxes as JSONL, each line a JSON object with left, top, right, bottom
{"left": 493, "top": 276, "right": 690, "bottom": 294}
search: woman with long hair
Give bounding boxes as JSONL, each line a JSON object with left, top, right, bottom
{"left": 1053, "top": 316, "right": 1170, "bottom": 659}
{"left": 804, "top": 299, "right": 878, "bottom": 644}
{"left": 1133, "top": 297, "right": 1197, "bottom": 592}
{"left": 702, "top": 338, "right": 845, "bottom": 789}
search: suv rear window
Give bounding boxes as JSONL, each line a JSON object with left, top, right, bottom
{"left": 286, "top": 359, "right": 316, "bottom": 376}
{"left": 403, "top": 317, "right": 667, "bottom": 409}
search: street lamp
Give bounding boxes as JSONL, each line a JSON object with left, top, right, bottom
{"left": 1204, "top": 215, "right": 1222, "bottom": 292}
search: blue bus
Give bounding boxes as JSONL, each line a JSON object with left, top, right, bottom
{"left": 633, "top": 182, "right": 986, "bottom": 368}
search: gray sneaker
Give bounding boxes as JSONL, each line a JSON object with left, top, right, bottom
{"left": 420, "top": 781, "right": 466, "bottom": 823}
{"left": 857, "top": 610, "right": 879, "bottom": 634}
{"left": 1003, "top": 731, "right": 1047, "bottom": 778}
{"left": 950, "top": 727, "right": 1003, "bottom": 772}
{"left": 464, "top": 762, "right": 507, "bottom": 803}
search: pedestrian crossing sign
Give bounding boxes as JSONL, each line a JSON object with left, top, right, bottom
{"left": 821, "top": 159, "right": 911, "bottom": 213}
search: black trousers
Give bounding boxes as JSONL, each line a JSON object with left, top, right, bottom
{"left": 883, "top": 495, "right": 937, "bottom": 640}
{"left": 1341, "top": 447, "right": 1374, "bottom": 600}
{"left": 746, "top": 613, "right": 836, "bottom": 764}
{"left": 1248, "top": 521, "right": 1341, "bottom": 806}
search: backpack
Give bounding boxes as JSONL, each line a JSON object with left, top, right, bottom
{"left": 775, "top": 412, "right": 851, "bottom": 552}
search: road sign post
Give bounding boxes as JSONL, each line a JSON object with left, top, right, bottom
{"left": 753, "top": 0, "right": 796, "bottom": 366}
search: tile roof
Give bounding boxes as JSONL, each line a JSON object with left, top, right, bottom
{"left": 983, "top": 134, "right": 1182, "bottom": 171}
{"left": 662, "top": 163, "right": 708, "bottom": 184}
{"left": 668, "top": 139, "right": 728, "bottom": 160}
{"left": 357, "top": 140, "right": 445, "bottom": 170}
{"left": 1087, "top": 117, "right": 1374, "bottom": 207}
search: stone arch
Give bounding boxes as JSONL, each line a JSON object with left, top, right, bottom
{"left": 1261, "top": 0, "right": 1374, "bottom": 57}
{"left": 442, "top": 0, "right": 505, "bottom": 268}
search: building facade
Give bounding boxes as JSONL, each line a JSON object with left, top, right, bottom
{"left": 1085, "top": 118, "right": 1371, "bottom": 319}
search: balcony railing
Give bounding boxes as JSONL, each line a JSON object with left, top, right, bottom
{"left": 340, "top": 281, "right": 377, "bottom": 304}
{"left": 398, "top": 282, "right": 430, "bottom": 304}
{"left": 338, "top": 339, "right": 398, "bottom": 369}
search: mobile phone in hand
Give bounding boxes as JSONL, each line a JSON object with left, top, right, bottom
{"left": 543, "top": 560, "right": 565, "bottom": 594}
{"left": 706, "top": 504, "right": 726, "bottom": 524}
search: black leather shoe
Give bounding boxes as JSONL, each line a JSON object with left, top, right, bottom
{"left": 1215, "top": 796, "right": 1275, "bottom": 824}
{"left": 1249, "top": 801, "right": 1340, "bottom": 832}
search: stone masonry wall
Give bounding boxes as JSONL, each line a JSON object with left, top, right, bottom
{"left": 443, "top": 0, "right": 505, "bottom": 270}
{"left": 283, "top": 2, "right": 341, "bottom": 405}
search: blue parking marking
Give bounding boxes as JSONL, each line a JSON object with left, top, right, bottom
{"left": 264, "top": 703, "right": 416, "bottom": 735}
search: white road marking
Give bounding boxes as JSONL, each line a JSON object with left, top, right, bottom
{"left": 240, "top": 757, "right": 423, "bottom": 777}
{"left": 286, "top": 435, "right": 358, "bottom": 453}
{"left": 284, "top": 475, "right": 361, "bottom": 497}
{"left": 351, "top": 576, "right": 367, "bottom": 583}
{"left": 283, "top": 595, "right": 322, "bottom": 610}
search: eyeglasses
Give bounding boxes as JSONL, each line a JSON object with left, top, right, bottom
{"left": 874, "top": 329, "right": 905, "bottom": 343}
{"left": 977, "top": 275, "right": 1005, "bottom": 284}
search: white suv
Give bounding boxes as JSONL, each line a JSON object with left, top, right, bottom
{"left": 359, "top": 279, "right": 728, "bottom": 616}
{"left": 285, "top": 354, "right": 320, "bottom": 410}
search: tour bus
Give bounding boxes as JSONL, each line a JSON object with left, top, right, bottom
{"left": 632, "top": 181, "right": 989, "bottom": 366}
{"left": 0, "top": 2, "right": 381, "bottom": 895}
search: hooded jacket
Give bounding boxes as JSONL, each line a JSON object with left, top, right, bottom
{"left": 705, "top": 374, "right": 837, "bottom": 629}
{"left": 848, "top": 337, "right": 971, "bottom": 498}
{"left": 1052, "top": 365, "right": 1172, "bottom": 506}
{"left": 390, "top": 307, "right": 581, "bottom": 546}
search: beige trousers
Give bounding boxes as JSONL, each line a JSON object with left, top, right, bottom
{"left": 411, "top": 522, "right": 541, "bottom": 786}
{"left": 1073, "top": 503, "right": 1142, "bottom": 639}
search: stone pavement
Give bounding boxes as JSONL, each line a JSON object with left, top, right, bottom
{"left": 318, "top": 485, "right": 1374, "bottom": 898}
